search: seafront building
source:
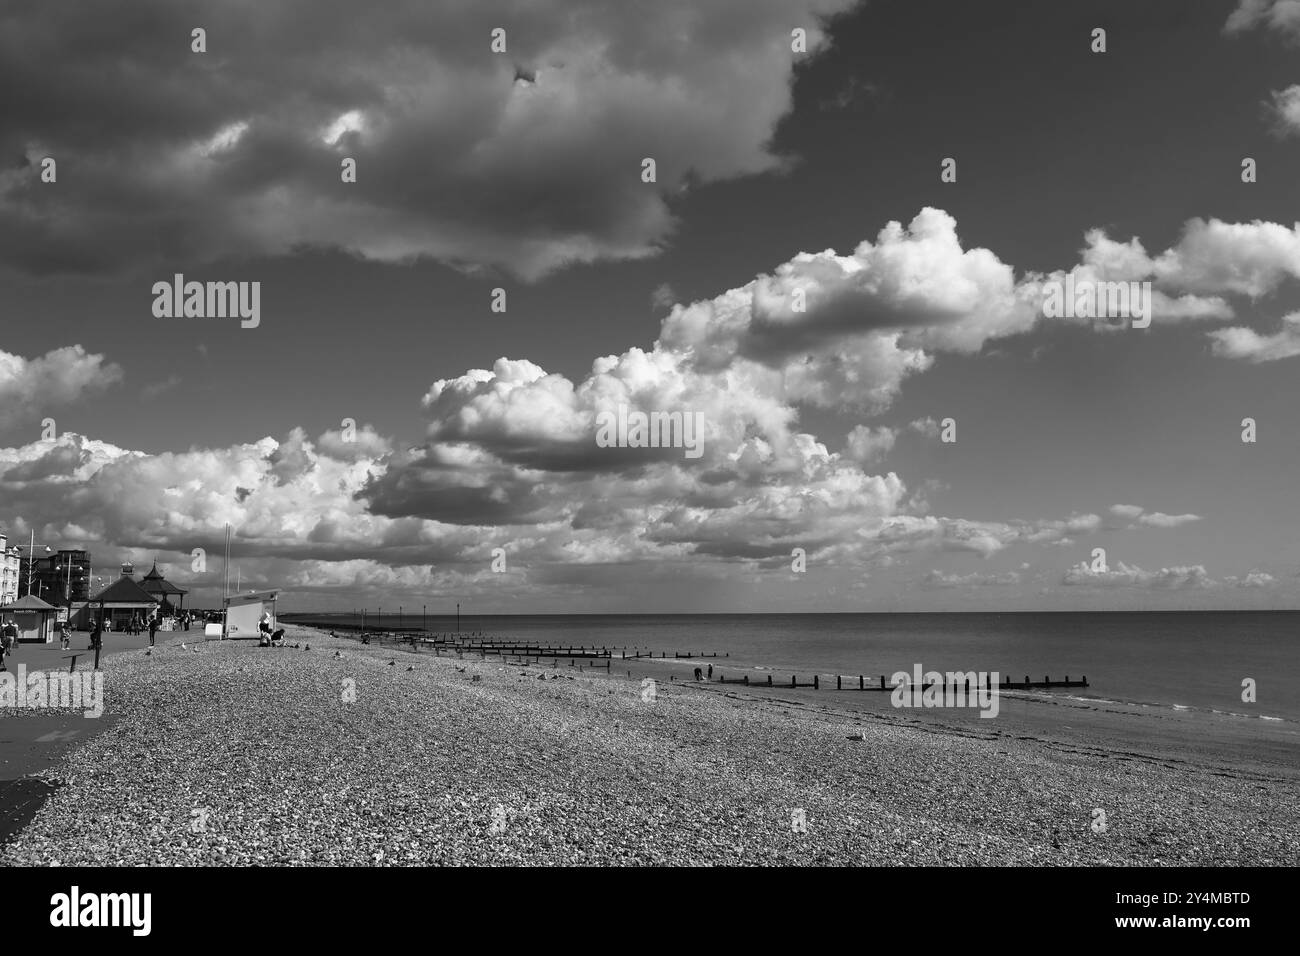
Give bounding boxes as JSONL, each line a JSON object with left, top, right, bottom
{"left": 75, "top": 562, "right": 158, "bottom": 630}
{"left": 0, "top": 532, "right": 21, "bottom": 605}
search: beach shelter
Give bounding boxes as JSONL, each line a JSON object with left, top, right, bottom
{"left": 91, "top": 570, "right": 160, "bottom": 630}
{"left": 139, "top": 562, "right": 188, "bottom": 615}
{"left": 222, "top": 590, "right": 278, "bottom": 640}
{"left": 0, "top": 593, "right": 58, "bottom": 643}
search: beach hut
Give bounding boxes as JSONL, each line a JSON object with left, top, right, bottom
{"left": 222, "top": 590, "right": 279, "bottom": 640}
{"left": 0, "top": 593, "right": 58, "bottom": 643}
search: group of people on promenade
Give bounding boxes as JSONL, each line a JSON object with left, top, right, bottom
{"left": 0, "top": 616, "right": 17, "bottom": 671}
{"left": 0, "top": 604, "right": 199, "bottom": 672}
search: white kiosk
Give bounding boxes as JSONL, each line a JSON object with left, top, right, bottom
{"left": 222, "top": 590, "right": 278, "bottom": 640}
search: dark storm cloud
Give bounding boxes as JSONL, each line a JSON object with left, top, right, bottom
{"left": 0, "top": 0, "right": 858, "bottom": 278}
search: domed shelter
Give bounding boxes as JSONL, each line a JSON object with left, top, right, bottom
{"left": 139, "top": 562, "right": 188, "bottom": 615}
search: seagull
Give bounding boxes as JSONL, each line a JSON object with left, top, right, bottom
{"left": 305, "top": 644, "right": 310, "bottom": 651}
{"left": 387, "top": 660, "right": 396, "bottom": 667}
{"left": 180, "top": 643, "right": 188, "bottom": 650}
{"left": 334, "top": 651, "right": 342, "bottom": 659}
{"left": 406, "top": 665, "right": 415, "bottom": 672}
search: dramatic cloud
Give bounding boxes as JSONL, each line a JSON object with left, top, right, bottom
{"left": 1209, "top": 312, "right": 1300, "bottom": 362}
{"left": 660, "top": 208, "right": 1037, "bottom": 403}
{"left": 0, "top": 0, "right": 857, "bottom": 279}
{"left": 0, "top": 346, "right": 122, "bottom": 430}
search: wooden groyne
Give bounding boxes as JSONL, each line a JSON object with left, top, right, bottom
{"left": 707, "top": 673, "right": 1088, "bottom": 691}
{"left": 295, "top": 623, "right": 1088, "bottom": 695}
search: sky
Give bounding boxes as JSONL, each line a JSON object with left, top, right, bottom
{"left": 3, "top": 0, "right": 1300, "bottom": 613}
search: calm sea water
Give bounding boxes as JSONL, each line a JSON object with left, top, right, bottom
{"left": 285, "top": 611, "right": 1300, "bottom": 722}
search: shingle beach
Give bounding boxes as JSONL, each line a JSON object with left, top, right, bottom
{"left": 2, "top": 626, "right": 1295, "bottom": 866}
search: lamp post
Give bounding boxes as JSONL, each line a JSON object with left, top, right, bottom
{"left": 63, "top": 553, "right": 76, "bottom": 607}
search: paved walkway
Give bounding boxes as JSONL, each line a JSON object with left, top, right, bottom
{"left": 0, "top": 629, "right": 202, "bottom": 844}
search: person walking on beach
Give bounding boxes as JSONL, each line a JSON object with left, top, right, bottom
{"left": 1, "top": 617, "right": 17, "bottom": 656}
{"left": 60, "top": 621, "right": 71, "bottom": 650}
{"left": 694, "top": 667, "right": 702, "bottom": 682}
{"left": 148, "top": 609, "right": 159, "bottom": 647}
{"left": 707, "top": 664, "right": 713, "bottom": 680}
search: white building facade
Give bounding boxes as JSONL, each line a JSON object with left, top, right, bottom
{"left": 0, "top": 532, "right": 21, "bottom": 605}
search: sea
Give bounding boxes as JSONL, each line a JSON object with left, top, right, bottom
{"left": 282, "top": 610, "right": 1300, "bottom": 724}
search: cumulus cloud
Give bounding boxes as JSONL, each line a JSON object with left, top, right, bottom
{"left": 1062, "top": 561, "right": 1215, "bottom": 589}
{"left": 0, "top": 346, "right": 122, "bottom": 430}
{"left": 1225, "top": 0, "right": 1300, "bottom": 40}
{"left": 1031, "top": 216, "right": 1300, "bottom": 334}
{"left": 869, "top": 512, "right": 1102, "bottom": 559}
{"left": 1148, "top": 217, "right": 1300, "bottom": 298}
{"left": 921, "top": 569, "right": 1020, "bottom": 588}
{"left": 0, "top": 0, "right": 856, "bottom": 279}
{"left": 1138, "top": 512, "right": 1202, "bottom": 529}
{"left": 661, "top": 208, "right": 1038, "bottom": 396}
{"left": 1237, "top": 570, "right": 1277, "bottom": 587}
{"left": 1267, "top": 84, "right": 1300, "bottom": 135}
{"left": 1106, "top": 504, "right": 1202, "bottom": 529}
{"left": 843, "top": 425, "right": 897, "bottom": 465}
{"left": 907, "top": 417, "right": 942, "bottom": 438}
{"left": 1209, "top": 311, "right": 1300, "bottom": 362}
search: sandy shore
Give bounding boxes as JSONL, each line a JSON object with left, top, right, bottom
{"left": 1, "top": 625, "right": 1295, "bottom": 866}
